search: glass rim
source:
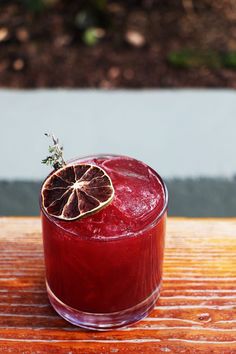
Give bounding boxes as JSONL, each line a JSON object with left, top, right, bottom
{"left": 40, "top": 153, "right": 168, "bottom": 241}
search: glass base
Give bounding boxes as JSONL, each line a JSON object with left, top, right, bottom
{"left": 46, "top": 282, "right": 161, "bottom": 331}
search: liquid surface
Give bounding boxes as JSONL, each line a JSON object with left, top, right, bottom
{"left": 50, "top": 155, "right": 166, "bottom": 238}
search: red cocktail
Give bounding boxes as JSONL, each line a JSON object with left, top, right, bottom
{"left": 41, "top": 155, "right": 168, "bottom": 330}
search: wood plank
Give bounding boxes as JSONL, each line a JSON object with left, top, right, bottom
{"left": 0, "top": 217, "right": 236, "bottom": 353}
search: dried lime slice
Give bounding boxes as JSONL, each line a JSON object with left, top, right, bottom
{"left": 41, "top": 164, "right": 114, "bottom": 221}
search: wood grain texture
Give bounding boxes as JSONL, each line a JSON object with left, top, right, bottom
{"left": 0, "top": 217, "right": 236, "bottom": 353}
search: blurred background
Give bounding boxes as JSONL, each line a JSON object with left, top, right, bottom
{"left": 1, "top": 0, "right": 236, "bottom": 88}
{"left": 0, "top": 0, "right": 236, "bottom": 216}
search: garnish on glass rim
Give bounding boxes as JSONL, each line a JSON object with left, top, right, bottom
{"left": 42, "top": 133, "right": 66, "bottom": 170}
{"left": 41, "top": 133, "right": 114, "bottom": 221}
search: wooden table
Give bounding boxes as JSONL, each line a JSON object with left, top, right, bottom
{"left": 0, "top": 217, "right": 236, "bottom": 353}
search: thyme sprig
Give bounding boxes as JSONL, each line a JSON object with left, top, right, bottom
{"left": 42, "top": 133, "right": 66, "bottom": 170}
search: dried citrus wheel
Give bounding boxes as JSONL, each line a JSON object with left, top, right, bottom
{"left": 41, "top": 164, "right": 114, "bottom": 221}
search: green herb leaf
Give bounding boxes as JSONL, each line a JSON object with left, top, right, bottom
{"left": 42, "top": 133, "right": 66, "bottom": 170}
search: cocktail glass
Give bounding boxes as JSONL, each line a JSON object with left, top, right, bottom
{"left": 40, "top": 154, "right": 168, "bottom": 330}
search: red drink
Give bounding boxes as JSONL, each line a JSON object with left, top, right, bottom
{"left": 41, "top": 155, "right": 168, "bottom": 330}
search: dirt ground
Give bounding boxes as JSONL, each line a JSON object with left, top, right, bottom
{"left": 1, "top": 0, "right": 236, "bottom": 88}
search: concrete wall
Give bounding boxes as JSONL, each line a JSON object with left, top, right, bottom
{"left": 1, "top": 89, "right": 236, "bottom": 180}
{"left": 1, "top": 89, "right": 236, "bottom": 216}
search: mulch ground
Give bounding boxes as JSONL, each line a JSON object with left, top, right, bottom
{"left": 1, "top": 0, "right": 236, "bottom": 88}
